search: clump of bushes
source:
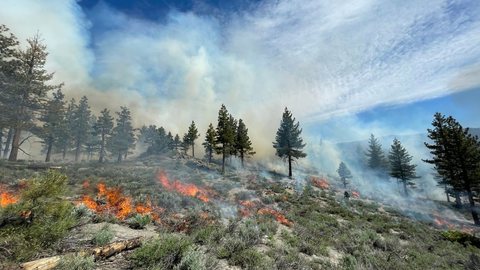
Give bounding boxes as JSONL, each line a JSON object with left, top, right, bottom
{"left": 127, "top": 214, "right": 152, "bottom": 229}
{"left": 92, "top": 224, "right": 114, "bottom": 246}
{"left": 56, "top": 254, "right": 95, "bottom": 270}
{"left": 441, "top": 230, "right": 480, "bottom": 248}
{"left": 0, "top": 171, "right": 77, "bottom": 262}
{"left": 130, "top": 233, "right": 192, "bottom": 269}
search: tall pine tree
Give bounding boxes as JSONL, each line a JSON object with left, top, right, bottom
{"left": 72, "top": 96, "right": 91, "bottom": 162}
{"left": 273, "top": 108, "right": 306, "bottom": 178}
{"left": 215, "top": 105, "right": 236, "bottom": 174}
{"left": 186, "top": 121, "right": 199, "bottom": 157}
{"left": 388, "top": 138, "right": 417, "bottom": 196}
{"left": 95, "top": 108, "right": 113, "bottom": 163}
{"left": 337, "top": 161, "right": 352, "bottom": 188}
{"left": 108, "top": 106, "right": 135, "bottom": 162}
{"left": 235, "top": 119, "right": 255, "bottom": 167}
{"left": 365, "top": 134, "right": 388, "bottom": 174}
{"left": 203, "top": 123, "right": 216, "bottom": 163}
{"left": 39, "top": 88, "right": 65, "bottom": 162}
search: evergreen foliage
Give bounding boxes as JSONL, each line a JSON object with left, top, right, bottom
{"left": 186, "top": 121, "right": 200, "bottom": 157}
{"left": 235, "top": 119, "right": 255, "bottom": 167}
{"left": 95, "top": 109, "right": 114, "bottom": 163}
{"left": 39, "top": 89, "right": 65, "bottom": 162}
{"left": 388, "top": 138, "right": 417, "bottom": 196}
{"left": 272, "top": 108, "right": 306, "bottom": 178}
{"left": 215, "top": 105, "right": 236, "bottom": 173}
{"left": 203, "top": 123, "right": 216, "bottom": 163}
{"left": 108, "top": 106, "right": 135, "bottom": 162}
{"left": 365, "top": 134, "right": 388, "bottom": 174}
{"left": 72, "top": 96, "right": 92, "bottom": 162}
{"left": 337, "top": 161, "right": 352, "bottom": 188}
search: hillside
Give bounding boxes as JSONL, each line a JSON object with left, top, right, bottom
{"left": 1, "top": 157, "right": 479, "bottom": 269}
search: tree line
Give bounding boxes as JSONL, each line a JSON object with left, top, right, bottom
{"left": 337, "top": 113, "right": 480, "bottom": 225}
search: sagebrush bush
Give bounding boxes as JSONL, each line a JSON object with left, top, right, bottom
{"left": 56, "top": 254, "right": 95, "bottom": 270}
{"left": 130, "top": 233, "right": 192, "bottom": 269}
{"left": 128, "top": 213, "right": 152, "bottom": 229}
{"left": 92, "top": 224, "right": 114, "bottom": 246}
{"left": 0, "top": 170, "right": 77, "bottom": 262}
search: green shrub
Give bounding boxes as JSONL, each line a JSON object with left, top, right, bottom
{"left": 174, "top": 246, "right": 218, "bottom": 270}
{"left": 230, "top": 248, "right": 268, "bottom": 270}
{"left": 56, "top": 254, "right": 95, "bottom": 270}
{"left": 128, "top": 214, "right": 152, "bottom": 229}
{"left": 130, "top": 233, "right": 192, "bottom": 269}
{"left": 92, "top": 224, "right": 114, "bottom": 246}
{"left": 0, "top": 171, "right": 77, "bottom": 262}
{"left": 441, "top": 230, "right": 480, "bottom": 248}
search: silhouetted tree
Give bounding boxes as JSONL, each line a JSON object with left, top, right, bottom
{"left": 337, "top": 161, "right": 352, "bottom": 188}
{"left": 365, "top": 134, "right": 388, "bottom": 174}
{"left": 273, "top": 108, "right": 306, "bottom": 178}
{"left": 72, "top": 96, "right": 91, "bottom": 162}
{"left": 186, "top": 121, "right": 199, "bottom": 157}
{"left": 203, "top": 123, "right": 216, "bottom": 163}
{"left": 95, "top": 109, "right": 113, "bottom": 163}
{"left": 173, "top": 134, "right": 181, "bottom": 152}
{"left": 388, "top": 138, "right": 417, "bottom": 196}
{"left": 215, "top": 105, "right": 236, "bottom": 173}
{"left": 39, "top": 89, "right": 65, "bottom": 162}
{"left": 108, "top": 106, "right": 135, "bottom": 162}
{"left": 235, "top": 119, "right": 255, "bottom": 167}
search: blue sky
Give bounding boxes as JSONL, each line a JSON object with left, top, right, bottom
{"left": 2, "top": 0, "right": 480, "bottom": 154}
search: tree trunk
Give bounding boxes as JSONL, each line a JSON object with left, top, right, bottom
{"left": 45, "top": 139, "right": 53, "bottom": 162}
{"left": 3, "top": 128, "right": 13, "bottom": 158}
{"left": 222, "top": 150, "right": 225, "bottom": 174}
{"left": 241, "top": 152, "right": 244, "bottom": 168}
{"left": 117, "top": 152, "right": 122, "bottom": 163}
{"left": 0, "top": 129, "right": 3, "bottom": 154}
{"left": 124, "top": 151, "right": 127, "bottom": 160}
{"left": 444, "top": 184, "right": 450, "bottom": 203}
{"left": 62, "top": 145, "right": 67, "bottom": 160}
{"left": 208, "top": 149, "right": 212, "bottom": 163}
{"left": 8, "top": 128, "right": 21, "bottom": 161}
{"left": 75, "top": 139, "right": 81, "bottom": 162}
{"left": 467, "top": 189, "right": 480, "bottom": 226}
{"left": 99, "top": 133, "right": 105, "bottom": 163}
{"left": 342, "top": 177, "right": 346, "bottom": 188}
{"left": 403, "top": 180, "right": 409, "bottom": 196}
{"left": 454, "top": 191, "right": 462, "bottom": 208}
{"left": 288, "top": 155, "right": 292, "bottom": 178}
{"left": 192, "top": 143, "right": 195, "bottom": 157}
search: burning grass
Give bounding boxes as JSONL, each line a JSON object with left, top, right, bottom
{"left": 156, "top": 170, "right": 210, "bottom": 202}
{"left": 311, "top": 176, "right": 329, "bottom": 190}
{"left": 78, "top": 182, "right": 162, "bottom": 221}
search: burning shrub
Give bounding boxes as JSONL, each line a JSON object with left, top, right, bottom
{"left": 130, "top": 233, "right": 193, "bottom": 269}
{"left": 0, "top": 171, "right": 77, "bottom": 262}
{"left": 311, "top": 177, "right": 329, "bottom": 190}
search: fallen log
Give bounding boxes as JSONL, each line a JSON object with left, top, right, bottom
{"left": 21, "top": 237, "right": 143, "bottom": 270}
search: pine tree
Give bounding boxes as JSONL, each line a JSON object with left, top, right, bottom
{"left": 337, "top": 161, "right": 352, "bottom": 188}
{"left": 173, "top": 134, "right": 181, "bottom": 152}
{"left": 84, "top": 115, "right": 99, "bottom": 160}
{"left": 167, "top": 132, "right": 174, "bottom": 150}
{"left": 425, "top": 113, "right": 480, "bottom": 225}
{"left": 186, "top": 121, "right": 200, "bottom": 157}
{"left": 365, "top": 134, "right": 388, "bottom": 174}
{"left": 108, "top": 106, "right": 135, "bottom": 162}
{"left": 215, "top": 105, "right": 236, "bottom": 174}
{"left": 39, "top": 88, "right": 65, "bottom": 162}
{"left": 388, "top": 138, "right": 417, "bottom": 196}
{"left": 273, "top": 107, "right": 307, "bottom": 178}
{"left": 235, "top": 119, "right": 255, "bottom": 167}
{"left": 95, "top": 108, "right": 113, "bottom": 163}
{"left": 56, "top": 98, "right": 76, "bottom": 160}
{"left": 6, "top": 34, "right": 58, "bottom": 161}
{"left": 182, "top": 133, "right": 190, "bottom": 155}
{"left": 72, "top": 96, "right": 91, "bottom": 162}
{"left": 203, "top": 123, "right": 216, "bottom": 163}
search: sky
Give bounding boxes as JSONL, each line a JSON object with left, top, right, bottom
{"left": 1, "top": 0, "right": 480, "bottom": 158}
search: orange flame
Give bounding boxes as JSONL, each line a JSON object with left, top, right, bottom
{"left": 258, "top": 208, "right": 293, "bottom": 227}
{"left": 311, "top": 177, "right": 329, "bottom": 189}
{"left": 351, "top": 191, "right": 360, "bottom": 198}
{"left": 0, "top": 191, "right": 18, "bottom": 207}
{"left": 156, "top": 171, "right": 210, "bottom": 202}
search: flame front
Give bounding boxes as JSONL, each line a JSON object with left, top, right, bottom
{"left": 311, "top": 177, "right": 329, "bottom": 189}
{"left": 0, "top": 191, "right": 18, "bottom": 207}
{"left": 156, "top": 171, "right": 210, "bottom": 202}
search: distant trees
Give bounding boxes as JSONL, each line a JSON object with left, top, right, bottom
{"left": 388, "top": 138, "right": 417, "bottom": 196}
{"left": 72, "top": 96, "right": 92, "bottom": 162}
{"left": 95, "top": 109, "right": 114, "bottom": 163}
{"left": 186, "top": 121, "right": 199, "bottom": 157}
{"left": 203, "top": 123, "right": 216, "bottom": 163}
{"left": 365, "top": 134, "right": 388, "bottom": 175}
{"left": 424, "top": 113, "right": 480, "bottom": 225}
{"left": 235, "top": 119, "right": 255, "bottom": 167}
{"left": 337, "top": 162, "right": 352, "bottom": 188}
{"left": 273, "top": 108, "right": 306, "bottom": 178}
{"left": 39, "top": 89, "right": 65, "bottom": 162}
{"left": 108, "top": 107, "right": 135, "bottom": 162}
